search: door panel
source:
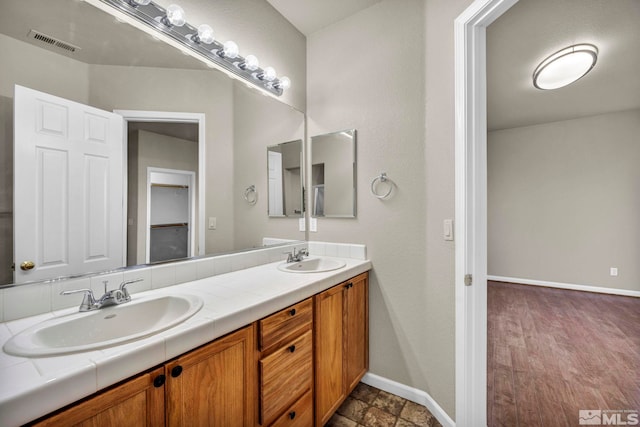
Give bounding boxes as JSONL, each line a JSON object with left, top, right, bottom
{"left": 14, "top": 85, "right": 124, "bottom": 283}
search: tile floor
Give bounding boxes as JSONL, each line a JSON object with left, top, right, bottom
{"left": 326, "top": 383, "right": 442, "bottom": 427}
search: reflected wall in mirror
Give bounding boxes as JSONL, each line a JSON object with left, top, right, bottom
{"left": 267, "top": 140, "right": 303, "bottom": 217}
{"left": 0, "top": 0, "right": 305, "bottom": 286}
{"left": 310, "top": 130, "right": 357, "bottom": 218}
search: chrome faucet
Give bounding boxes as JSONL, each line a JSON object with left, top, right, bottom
{"left": 286, "top": 247, "right": 309, "bottom": 263}
{"left": 61, "top": 278, "right": 144, "bottom": 312}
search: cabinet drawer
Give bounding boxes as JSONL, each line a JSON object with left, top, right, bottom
{"left": 260, "top": 331, "right": 313, "bottom": 425}
{"left": 259, "top": 298, "right": 312, "bottom": 352}
{"left": 270, "top": 390, "right": 313, "bottom": 427}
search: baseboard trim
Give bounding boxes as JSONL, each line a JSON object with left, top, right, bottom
{"left": 487, "top": 275, "right": 640, "bottom": 298}
{"left": 361, "top": 372, "right": 455, "bottom": 427}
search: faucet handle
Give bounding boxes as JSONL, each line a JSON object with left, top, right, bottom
{"left": 119, "top": 278, "right": 144, "bottom": 301}
{"left": 60, "top": 289, "right": 97, "bottom": 312}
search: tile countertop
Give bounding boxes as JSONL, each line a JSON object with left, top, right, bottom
{"left": 0, "top": 256, "right": 371, "bottom": 427}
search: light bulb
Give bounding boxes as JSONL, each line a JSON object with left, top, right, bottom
{"left": 240, "top": 54, "right": 259, "bottom": 71}
{"left": 276, "top": 76, "right": 291, "bottom": 90}
{"left": 196, "top": 24, "right": 214, "bottom": 44}
{"left": 131, "top": 0, "right": 151, "bottom": 5}
{"left": 260, "top": 66, "right": 276, "bottom": 82}
{"left": 165, "top": 4, "right": 185, "bottom": 27}
{"left": 221, "top": 40, "right": 239, "bottom": 59}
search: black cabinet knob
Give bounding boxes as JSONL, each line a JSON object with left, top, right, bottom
{"left": 171, "top": 365, "right": 183, "bottom": 378}
{"left": 153, "top": 374, "right": 166, "bottom": 388}
{"left": 288, "top": 345, "right": 296, "bottom": 353}
{"left": 289, "top": 308, "right": 296, "bottom": 316}
{"left": 289, "top": 411, "right": 296, "bottom": 420}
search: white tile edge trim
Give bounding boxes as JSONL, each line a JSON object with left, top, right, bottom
{"left": 361, "top": 372, "right": 455, "bottom": 427}
{"left": 487, "top": 276, "right": 640, "bottom": 298}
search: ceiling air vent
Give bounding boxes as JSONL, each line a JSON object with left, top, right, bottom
{"left": 27, "top": 29, "right": 81, "bottom": 53}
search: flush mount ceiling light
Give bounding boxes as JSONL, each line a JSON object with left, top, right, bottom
{"left": 97, "top": 0, "right": 291, "bottom": 96}
{"left": 533, "top": 44, "right": 598, "bottom": 90}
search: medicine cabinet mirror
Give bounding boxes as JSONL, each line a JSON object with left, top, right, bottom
{"left": 310, "top": 129, "right": 357, "bottom": 218}
{"left": 267, "top": 140, "right": 304, "bottom": 217}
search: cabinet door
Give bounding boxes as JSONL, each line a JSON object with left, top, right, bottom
{"left": 31, "top": 367, "right": 165, "bottom": 427}
{"left": 314, "top": 283, "right": 346, "bottom": 426}
{"left": 166, "top": 325, "right": 257, "bottom": 427}
{"left": 344, "top": 273, "right": 369, "bottom": 393}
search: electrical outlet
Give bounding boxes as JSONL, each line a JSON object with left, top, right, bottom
{"left": 610, "top": 267, "right": 618, "bottom": 277}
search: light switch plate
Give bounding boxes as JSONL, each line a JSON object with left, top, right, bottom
{"left": 610, "top": 267, "right": 618, "bottom": 276}
{"left": 298, "top": 218, "right": 306, "bottom": 231}
{"left": 208, "top": 217, "right": 217, "bottom": 230}
{"left": 310, "top": 217, "right": 317, "bottom": 232}
{"left": 444, "top": 219, "right": 454, "bottom": 241}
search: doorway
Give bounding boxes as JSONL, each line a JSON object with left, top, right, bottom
{"left": 115, "top": 110, "right": 206, "bottom": 266}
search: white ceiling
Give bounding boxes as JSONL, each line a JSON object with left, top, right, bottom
{"left": 265, "top": 0, "right": 383, "bottom": 35}
{"left": 487, "top": 0, "right": 640, "bottom": 131}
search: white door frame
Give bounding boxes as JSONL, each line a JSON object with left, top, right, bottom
{"left": 454, "top": 0, "right": 518, "bottom": 425}
{"left": 115, "top": 110, "right": 206, "bottom": 257}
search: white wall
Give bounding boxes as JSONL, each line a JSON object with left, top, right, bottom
{"left": 308, "top": 0, "right": 474, "bottom": 417}
{"left": 488, "top": 109, "right": 640, "bottom": 291}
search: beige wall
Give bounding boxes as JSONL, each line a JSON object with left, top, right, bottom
{"left": 488, "top": 109, "right": 640, "bottom": 291}
{"left": 233, "top": 84, "right": 305, "bottom": 250}
{"left": 88, "top": 64, "right": 236, "bottom": 256}
{"left": 308, "top": 0, "right": 474, "bottom": 418}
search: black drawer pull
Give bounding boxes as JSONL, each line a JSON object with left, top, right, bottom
{"left": 171, "top": 365, "right": 183, "bottom": 378}
{"left": 288, "top": 345, "right": 296, "bottom": 353}
{"left": 289, "top": 411, "right": 296, "bottom": 420}
{"left": 153, "top": 374, "right": 166, "bottom": 388}
{"left": 289, "top": 308, "right": 296, "bottom": 316}
{"left": 345, "top": 282, "right": 353, "bottom": 289}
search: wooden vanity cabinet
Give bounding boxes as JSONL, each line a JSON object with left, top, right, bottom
{"left": 27, "top": 271, "right": 370, "bottom": 427}
{"left": 314, "top": 272, "right": 369, "bottom": 426}
{"left": 165, "top": 324, "right": 257, "bottom": 427}
{"left": 30, "top": 366, "right": 165, "bottom": 427}
{"left": 30, "top": 325, "right": 256, "bottom": 427}
{"left": 258, "top": 298, "right": 313, "bottom": 426}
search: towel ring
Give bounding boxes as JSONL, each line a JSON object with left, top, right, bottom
{"left": 370, "top": 172, "right": 395, "bottom": 199}
{"left": 243, "top": 185, "right": 257, "bottom": 205}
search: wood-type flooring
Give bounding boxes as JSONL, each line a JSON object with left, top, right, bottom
{"left": 488, "top": 281, "right": 640, "bottom": 426}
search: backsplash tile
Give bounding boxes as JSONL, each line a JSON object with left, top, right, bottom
{"left": 4, "top": 283, "right": 51, "bottom": 320}
{"left": 151, "top": 264, "right": 176, "bottom": 289}
{"left": 175, "top": 260, "right": 198, "bottom": 285}
{"left": 0, "top": 240, "right": 366, "bottom": 322}
{"left": 195, "top": 257, "right": 215, "bottom": 279}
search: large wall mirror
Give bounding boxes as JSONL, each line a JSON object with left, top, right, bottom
{"left": 0, "top": 0, "right": 305, "bottom": 286}
{"left": 310, "top": 130, "right": 357, "bottom": 218}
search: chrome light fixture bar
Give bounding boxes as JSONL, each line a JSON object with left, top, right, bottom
{"left": 99, "top": 0, "right": 290, "bottom": 96}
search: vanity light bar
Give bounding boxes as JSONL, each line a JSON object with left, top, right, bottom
{"left": 98, "top": 0, "right": 289, "bottom": 96}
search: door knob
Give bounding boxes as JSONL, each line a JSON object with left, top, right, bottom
{"left": 20, "top": 261, "right": 35, "bottom": 271}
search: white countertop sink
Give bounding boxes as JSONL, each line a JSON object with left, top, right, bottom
{"left": 3, "top": 294, "right": 203, "bottom": 357}
{"left": 277, "top": 256, "right": 346, "bottom": 273}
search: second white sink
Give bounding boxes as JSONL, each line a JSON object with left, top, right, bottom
{"left": 278, "top": 256, "right": 346, "bottom": 273}
{"left": 4, "top": 293, "right": 203, "bottom": 357}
